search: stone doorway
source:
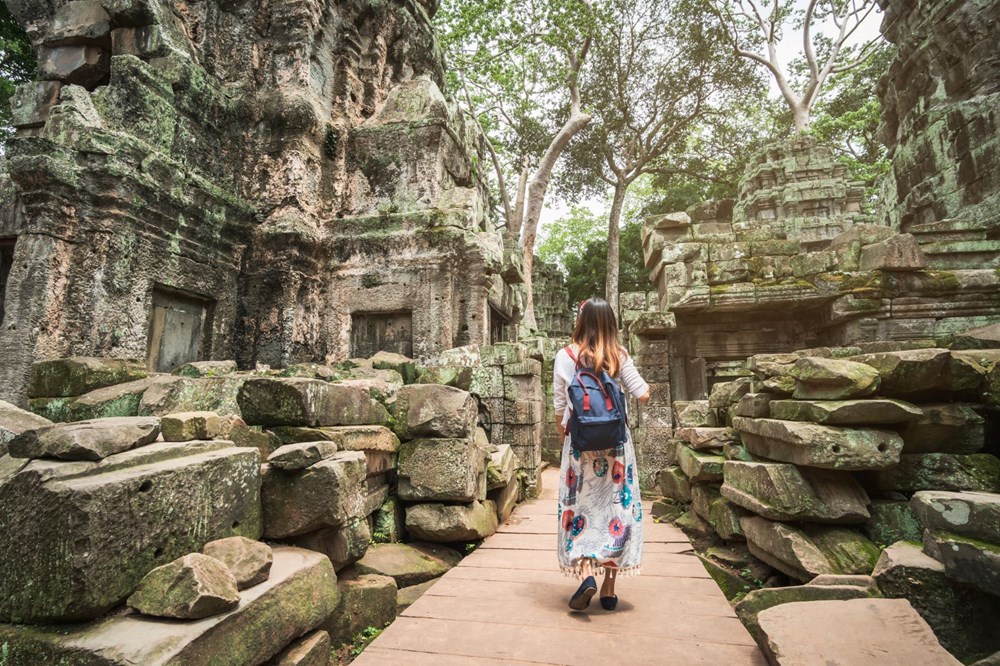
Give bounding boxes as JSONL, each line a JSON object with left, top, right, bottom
{"left": 0, "top": 237, "right": 14, "bottom": 327}
{"left": 351, "top": 311, "right": 413, "bottom": 358}
{"left": 146, "top": 287, "right": 214, "bottom": 372}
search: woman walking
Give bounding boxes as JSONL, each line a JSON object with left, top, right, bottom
{"left": 553, "top": 297, "right": 651, "bottom": 611}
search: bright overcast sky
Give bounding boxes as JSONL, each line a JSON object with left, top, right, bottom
{"left": 537, "top": 0, "right": 885, "bottom": 236}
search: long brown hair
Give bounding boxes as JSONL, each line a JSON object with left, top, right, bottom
{"left": 571, "top": 297, "right": 624, "bottom": 377}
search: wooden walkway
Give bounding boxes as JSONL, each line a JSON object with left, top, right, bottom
{"left": 354, "top": 467, "right": 765, "bottom": 665}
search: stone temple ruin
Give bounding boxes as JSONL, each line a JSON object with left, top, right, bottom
{"left": 0, "top": 0, "right": 998, "bottom": 662}
{"left": 0, "top": 0, "right": 556, "bottom": 661}
{"left": 625, "top": 0, "right": 1000, "bottom": 661}
{"left": 0, "top": 0, "right": 525, "bottom": 407}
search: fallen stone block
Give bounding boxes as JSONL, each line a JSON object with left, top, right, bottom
{"left": 850, "top": 348, "right": 952, "bottom": 395}
{"left": 901, "top": 404, "right": 985, "bottom": 454}
{"left": 371, "top": 350, "right": 421, "bottom": 384}
{"left": 267, "top": 441, "right": 338, "bottom": 470}
{"left": 238, "top": 378, "right": 389, "bottom": 427}
{"left": 676, "top": 445, "right": 725, "bottom": 482}
{"left": 44, "top": 0, "right": 111, "bottom": 46}
{"left": 735, "top": 393, "right": 771, "bottom": 418}
{"left": 405, "top": 500, "right": 499, "bottom": 542}
{"left": 658, "top": 465, "right": 692, "bottom": 501}
{"left": 172, "top": 360, "right": 238, "bottom": 378}
{"left": 735, "top": 579, "right": 876, "bottom": 641}
{"left": 740, "top": 515, "right": 880, "bottom": 582}
{"left": 722, "top": 461, "right": 870, "bottom": 524}
{"left": 160, "top": 411, "right": 223, "bottom": 442}
{"left": 675, "top": 427, "right": 737, "bottom": 450}
{"left": 354, "top": 542, "right": 460, "bottom": 588}
{"left": 910, "top": 490, "right": 1000, "bottom": 542}
{"left": 673, "top": 400, "right": 718, "bottom": 427}
{"left": 0, "top": 441, "right": 262, "bottom": 623}
{"left": 488, "top": 475, "right": 520, "bottom": 523}
{"left": 393, "top": 384, "right": 477, "bottom": 439}
{"left": 769, "top": 398, "right": 920, "bottom": 425}
{"left": 789, "top": 357, "right": 880, "bottom": 400}
{"left": 289, "top": 517, "right": 371, "bottom": 572}
{"left": 479, "top": 343, "right": 526, "bottom": 367}
{"left": 0, "top": 547, "right": 337, "bottom": 665}
{"left": 203, "top": 536, "right": 273, "bottom": 589}
{"left": 859, "top": 234, "right": 926, "bottom": 271}
{"left": 138, "top": 375, "right": 248, "bottom": 418}
{"left": 270, "top": 424, "right": 399, "bottom": 452}
{"left": 269, "top": 630, "right": 331, "bottom": 666}
{"left": 863, "top": 500, "right": 923, "bottom": 547}
{"left": 487, "top": 444, "right": 515, "bottom": 490}
{"left": 261, "top": 451, "right": 367, "bottom": 538}
{"left": 128, "top": 553, "right": 241, "bottom": 619}
{"left": 733, "top": 417, "right": 902, "bottom": 471}
{"left": 28, "top": 356, "right": 146, "bottom": 398}
{"left": 397, "top": 437, "right": 488, "bottom": 502}
{"left": 865, "top": 454, "right": 1000, "bottom": 493}
{"left": 756, "top": 598, "right": 961, "bottom": 666}
{"left": 691, "top": 484, "right": 744, "bottom": 541}
{"left": 0, "top": 400, "right": 52, "bottom": 456}
{"left": 873, "top": 541, "right": 1000, "bottom": 661}
{"left": 323, "top": 572, "right": 397, "bottom": 646}
{"left": 708, "top": 378, "right": 751, "bottom": 409}
{"left": 924, "top": 531, "right": 1000, "bottom": 597}
{"left": 54, "top": 376, "right": 178, "bottom": 421}
{"left": 396, "top": 578, "right": 439, "bottom": 615}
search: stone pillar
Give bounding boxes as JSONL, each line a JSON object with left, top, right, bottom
{"left": 626, "top": 312, "right": 677, "bottom": 492}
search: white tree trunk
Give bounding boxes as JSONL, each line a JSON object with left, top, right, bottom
{"left": 520, "top": 110, "right": 592, "bottom": 332}
{"left": 605, "top": 179, "right": 628, "bottom": 316}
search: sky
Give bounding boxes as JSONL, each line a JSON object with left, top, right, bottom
{"left": 536, "top": 0, "right": 885, "bottom": 237}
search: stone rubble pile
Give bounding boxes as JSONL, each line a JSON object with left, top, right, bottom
{"left": 657, "top": 343, "right": 1000, "bottom": 663}
{"left": 0, "top": 343, "right": 540, "bottom": 663}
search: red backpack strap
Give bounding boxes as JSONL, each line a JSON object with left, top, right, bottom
{"left": 565, "top": 345, "right": 579, "bottom": 367}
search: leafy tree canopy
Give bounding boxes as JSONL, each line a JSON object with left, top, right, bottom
{"left": 0, "top": 4, "right": 35, "bottom": 144}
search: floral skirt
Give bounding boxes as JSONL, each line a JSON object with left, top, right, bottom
{"left": 557, "top": 433, "right": 643, "bottom": 578}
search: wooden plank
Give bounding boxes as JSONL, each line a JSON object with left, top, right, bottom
{"left": 353, "top": 647, "right": 546, "bottom": 665}
{"left": 366, "top": 617, "right": 767, "bottom": 666}
{"left": 422, "top": 577, "right": 740, "bottom": 618}
{"left": 460, "top": 548, "right": 712, "bottom": 579}
{"left": 355, "top": 466, "right": 764, "bottom": 665}
{"left": 479, "top": 532, "right": 692, "bottom": 554}
{"left": 442, "top": 565, "right": 731, "bottom": 596}
{"left": 403, "top": 593, "right": 755, "bottom": 646}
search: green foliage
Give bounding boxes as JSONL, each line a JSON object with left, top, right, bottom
{"left": 807, "top": 43, "right": 894, "bottom": 200}
{"left": 537, "top": 205, "right": 605, "bottom": 271}
{"left": 561, "top": 220, "right": 647, "bottom": 305}
{"left": 436, "top": 0, "right": 597, "bottom": 221}
{"left": 348, "top": 626, "right": 385, "bottom": 657}
{"left": 0, "top": 4, "right": 35, "bottom": 144}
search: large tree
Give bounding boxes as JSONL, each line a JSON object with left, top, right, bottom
{"left": 436, "top": 0, "right": 597, "bottom": 331}
{"left": 563, "top": 0, "right": 760, "bottom": 313}
{"left": 710, "top": 0, "right": 882, "bottom": 131}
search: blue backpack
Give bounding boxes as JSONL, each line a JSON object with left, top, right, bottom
{"left": 565, "top": 347, "right": 629, "bottom": 452}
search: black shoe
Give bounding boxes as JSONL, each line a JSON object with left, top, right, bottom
{"left": 568, "top": 576, "right": 598, "bottom": 611}
{"left": 600, "top": 595, "right": 618, "bottom": 610}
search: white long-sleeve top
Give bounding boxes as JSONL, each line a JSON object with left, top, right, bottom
{"left": 553, "top": 344, "right": 650, "bottom": 426}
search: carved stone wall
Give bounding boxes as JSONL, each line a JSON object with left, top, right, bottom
{"left": 878, "top": 0, "right": 1000, "bottom": 269}
{"left": 0, "top": 0, "right": 511, "bottom": 405}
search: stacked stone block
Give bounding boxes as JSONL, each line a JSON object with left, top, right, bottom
{"left": 702, "top": 345, "right": 1000, "bottom": 662}
{"left": 470, "top": 342, "right": 544, "bottom": 497}
{"left": 532, "top": 258, "right": 572, "bottom": 338}
{"left": 0, "top": 346, "right": 521, "bottom": 662}
{"left": 626, "top": 311, "right": 676, "bottom": 492}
